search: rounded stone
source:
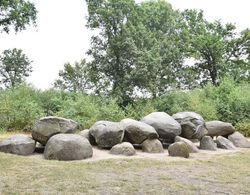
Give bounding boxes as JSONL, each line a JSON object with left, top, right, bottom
{"left": 44, "top": 134, "right": 93, "bottom": 161}
{"left": 0, "top": 134, "right": 35, "bottom": 155}
{"left": 168, "top": 142, "right": 189, "bottom": 158}
{"left": 141, "top": 139, "right": 164, "bottom": 153}
{"left": 110, "top": 142, "right": 136, "bottom": 156}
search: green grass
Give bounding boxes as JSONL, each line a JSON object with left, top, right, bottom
{"left": 1, "top": 133, "right": 250, "bottom": 194}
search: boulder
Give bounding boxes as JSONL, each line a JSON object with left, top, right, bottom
{"left": 172, "top": 112, "right": 207, "bottom": 140}
{"left": 44, "top": 134, "right": 93, "bottom": 161}
{"left": 89, "top": 121, "right": 124, "bottom": 148}
{"left": 216, "top": 136, "right": 236, "bottom": 150}
{"left": 0, "top": 134, "right": 35, "bottom": 155}
{"left": 175, "top": 136, "right": 199, "bottom": 153}
{"left": 168, "top": 142, "right": 189, "bottom": 158}
{"left": 206, "top": 121, "right": 235, "bottom": 137}
{"left": 110, "top": 142, "right": 136, "bottom": 156}
{"left": 141, "top": 112, "right": 181, "bottom": 143}
{"left": 121, "top": 118, "right": 158, "bottom": 144}
{"left": 228, "top": 132, "right": 250, "bottom": 148}
{"left": 200, "top": 136, "right": 217, "bottom": 151}
{"left": 79, "top": 129, "right": 96, "bottom": 145}
{"left": 32, "top": 116, "right": 78, "bottom": 145}
{"left": 141, "top": 139, "right": 164, "bottom": 153}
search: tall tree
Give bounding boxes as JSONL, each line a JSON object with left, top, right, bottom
{"left": 0, "top": 48, "right": 32, "bottom": 88}
{"left": 0, "top": 0, "right": 37, "bottom": 33}
{"left": 86, "top": 0, "right": 185, "bottom": 104}
{"left": 86, "top": 0, "right": 140, "bottom": 106}
{"left": 54, "top": 60, "right": 92, "bottom": 93}
{"left": 181, "top": 9, "right": 247, "bottom": 86}
{"left": 134, "top": 0, "right": 186, "bottom": 97}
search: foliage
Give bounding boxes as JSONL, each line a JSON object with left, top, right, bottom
{"left": 0, "top": 48, "right": 32, "bottom": 88}
{"left": 0, "top": 79, "right": 249, "bottom": 134}
{"left": 85, "top": 0, "right": 186, "bottom": 106}
{"left": 181, "top": 9, "right": 249, "bottom": 86}
{"left": 54, "top": 60, "right": 92, "bottom": 93}
{"left": 0, "top": 0, "right": 37, "bottom": 33}
{"left": 0, "top": 84, "right": 43, "bottom": 131}
{"left": 235, "top": 120, "right": 250, "bottom": 137}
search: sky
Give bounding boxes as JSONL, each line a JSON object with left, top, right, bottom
{"left": 0, "top": 0, "right": 249, "bottom": 89}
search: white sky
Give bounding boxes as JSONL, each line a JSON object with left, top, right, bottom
{"left": 0, "top": 0, "right": 249, "bottom": 89}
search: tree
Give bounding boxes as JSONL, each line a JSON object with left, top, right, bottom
{"left": 86, "top": 0, "right": 186, "bottom": 105}
{"left": 54, "top": 60, "right": 92, "bottom": 93}
{"left": 86, "top": 0, "right": 140, "bottom": 106}
{"left": 133, "top": 0, "right": 186, "bottom": 97}
{"left": 0, "top": 0, "right": 37, "bottom": 33}
{"left": 0, "top": 48, "right": 32, "bottom": 88}
{"left": 181, "top": 9, "right": 247, "bottom": 86}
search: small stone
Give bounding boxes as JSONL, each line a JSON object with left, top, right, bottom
{"left": 110, "top": 142, "right": 136, "bottom": 156}
{"left": 200, "top": 136, "right": 217, "bottom": 151}
{"left": 141, "top": 139, "right": 164, "bottom": 153}
{"left": 168, "top": 142, "right": 189, "bottom": 158}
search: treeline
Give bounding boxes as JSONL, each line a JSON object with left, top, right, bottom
{"left": 0, "top": 1, "right": 249, "bottom": 135}
{"left": 0, "top": 78, "right": 249, "bottom": 136}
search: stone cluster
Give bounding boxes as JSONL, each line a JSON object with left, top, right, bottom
{"left": 1, "top": 112, "right": 249, "bottom": 161}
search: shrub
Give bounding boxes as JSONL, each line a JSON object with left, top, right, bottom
{"left": 125, "top": 99, "right": 156, "bottom": 120}
{"left": 235, "top": 120, "right": 250, "bottom": 137}
{"left": 0, "top": 85, "right": 43, "bottom": 131}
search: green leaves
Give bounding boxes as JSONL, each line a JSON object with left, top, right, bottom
{"left": 0, "top": 0, "right": 37, "bottom": 33}
{"left": 54, "top": 60, "right": 92, "bottom": 93}
{"left": 0, "top": 48, "right": 32, "bottom": 88}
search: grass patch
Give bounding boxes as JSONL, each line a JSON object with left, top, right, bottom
{"left": 0, "top": 147, "right": 250, "bottom": 194}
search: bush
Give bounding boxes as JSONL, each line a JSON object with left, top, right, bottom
{"left": 125, "top": 99, "right": 156, "bottom": 120}
{"left": 0, "top": 85, "right": 43, "bottom": 131}
{"left": 56, "top": 94, "right": 125, "bottom": 129}
{"left": 235, "top": 120, "right": 250, "bottom": 137}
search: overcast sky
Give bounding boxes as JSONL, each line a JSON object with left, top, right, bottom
{"left": 0, "top": 0, "right": 249, "bottom": 89}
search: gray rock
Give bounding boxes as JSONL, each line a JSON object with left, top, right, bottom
{"left": 89, "top": 121, "right": 124, "bottom": 148}
{"left": 79, "top": 129, "right": 96, "bottom": 145}
{"left": 32, "top": 116, "right": 78, "bottom": 145}
{"left": 121, "top": 118, "right": 159, "bottom": 144}
{"left": 228, "top": 131, "right": 250, "bottom": 148}
{"left": 0, "top": 134, "right": 35, "bottom": 155}
{"left": 168, "top": 142, "right": 189, "bottom": 158}
{"left": 141, "top": 139, "right": 164, "bottom": 153}
{"left": 175, "top": 136, "right": 199, "bottom": 153}
{"left": 44, "top": 134, "right": 93, "bottom": 161}
{"left": 110, "top": 142, "right": 136, "bottom": 156}
{"left": 200, "top": 136, "right": 217, "bottom": 151}
{"left": 206, "top": 121, "right": 235, "bottom": 137}
{"left": 141, "top": 112, "right": 181, "bottom": 143}
{"left": 216, "top": 136, "right": 236, "bottom": 150}
{"left": 172, "top": 112, "right": 207, "bottom": 140}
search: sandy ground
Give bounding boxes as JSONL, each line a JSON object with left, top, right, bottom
{"left": 28, "top": 145, "right": 248, "bottom": 162}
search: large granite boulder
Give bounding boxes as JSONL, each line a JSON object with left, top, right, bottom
{"left": 200, "top": 136, "right": 217, "bottom": 151}
{"left": 228, "top": 132, "right": 250, "bottom": 148}
{"left": 89, "top": 121, "right": 124, "bottom": 148}
{"left": 216, "top": 136, "right": 236, "bottom": 150}
{"left": 206, "top": 121, "right": 235, "bottom": 137}
{"left": 32, "top": 116, "right": 78, "bottom": 145}
{"left": 168, "top": 142, "right": 189, "bottom": 158}
{"left": 141, "top": 139, "right": 164, "bottom": 153}
{"left": 175, "top": 136, "right": 199, "bottom": 153}
{"left": 44, "top": 134, "right": 93, "bottom": 161}
{"left": 141, "top": 112, "right": 181, "bottom": 143}
{"left": 121, "top": 118, "right": 158, "bottom": 144}
{"left": 172, "top": 112, "right": 207, "bottom": 140}
{"left": 110, "top": 142, "right": 136, "bottom": 156}
{"left": 0, "top": 134, "right": 35, "bottom": 155}
{"left": 79, "top": 129, "right": 96, "bottom": 145}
